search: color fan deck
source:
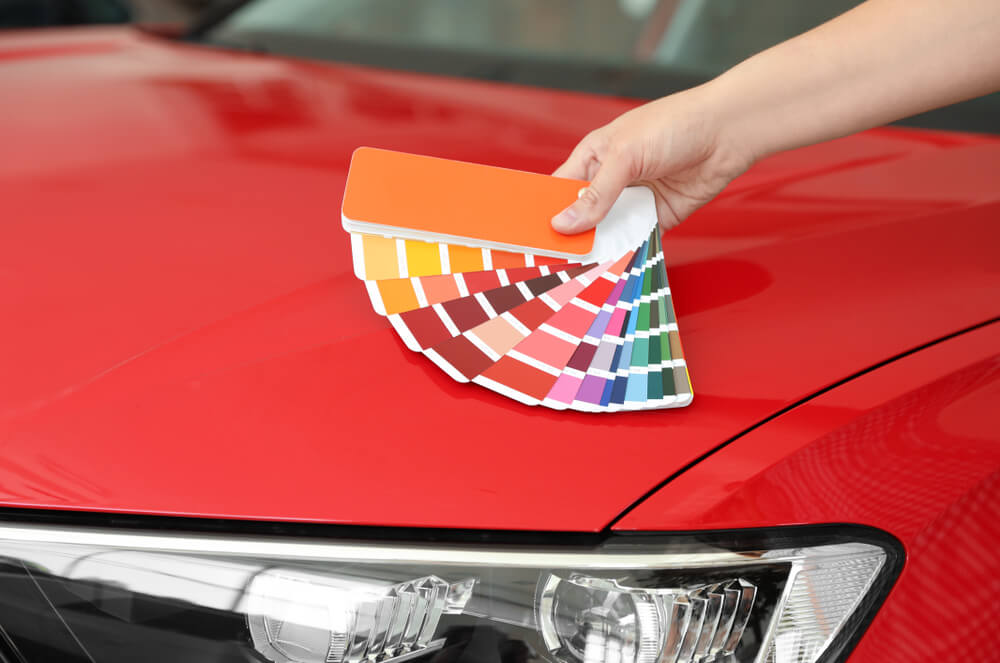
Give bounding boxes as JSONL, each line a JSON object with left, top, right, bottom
{"left": 340, "top": 147, "right": 692, "bottom": 412}
{"left": 347, "top": 229, "right": 693, "bottom": 412}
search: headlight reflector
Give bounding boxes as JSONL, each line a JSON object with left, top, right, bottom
{"left": 537, "top": 574, "right": 758, "bottom": 663}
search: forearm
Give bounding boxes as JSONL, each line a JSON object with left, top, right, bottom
{"left": 708, "top": 0, "right": 1000, "bottom": 161}
{"left": 550, "top": 0, "right": 1000, "bottom": 232}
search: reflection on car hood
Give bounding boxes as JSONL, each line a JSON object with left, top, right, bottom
{"left": 0, "top": 28, "right": 998, "bottom": 531}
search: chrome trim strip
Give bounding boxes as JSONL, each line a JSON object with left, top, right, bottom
{"left": 0, "top": 524, "right": 796, "bottom": 569}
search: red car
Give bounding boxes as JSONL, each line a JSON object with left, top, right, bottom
{"left": 1, "top": 2, "right": 998, "bottom": 663}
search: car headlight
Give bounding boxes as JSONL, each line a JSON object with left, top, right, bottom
{"left": 0, "top": 523, "right": 900, "bottom": 663}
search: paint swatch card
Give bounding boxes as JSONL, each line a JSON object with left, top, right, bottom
{"left": 343, "top": 148, "right": 658, "bottom": 263}
{"left": 342, "top": 149, "right": 692, "bottom": 412}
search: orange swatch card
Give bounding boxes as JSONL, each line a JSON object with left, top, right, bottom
{"left": 342, "top": 147, "right": 595, "bottom": 257}
{"left": 342, "top": 147, "right": 658, "bottom": 264}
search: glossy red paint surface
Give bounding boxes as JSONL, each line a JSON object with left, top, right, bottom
{"left": 0, "top": 27, "right": 998, "bottom": 531}
{"left": 615, "top": 322, "right": 1000, "bottom": 662}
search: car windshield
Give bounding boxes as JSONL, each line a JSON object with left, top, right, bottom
{"left": 198, "top": 0, "right": 998, "bottom": 134}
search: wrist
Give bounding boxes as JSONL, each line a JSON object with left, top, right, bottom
{"left": 687, "top": 78, "right": 759, "bottom": 182}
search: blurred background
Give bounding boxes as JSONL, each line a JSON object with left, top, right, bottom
{"left": 0, "top": 0, "right": 223, "bottom": 28}
{"left": 0, "top": 0, "right": 994, "bottom": 131}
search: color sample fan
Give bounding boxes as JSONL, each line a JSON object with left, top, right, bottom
{"left": 341, "top": 148, "right": 692, "bottom": 412}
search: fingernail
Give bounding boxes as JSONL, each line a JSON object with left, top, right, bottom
{"left": 551, "top": 204, "right": 579, "bottom": 231}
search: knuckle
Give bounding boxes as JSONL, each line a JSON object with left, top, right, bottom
{"left": 583, "top": 129, "right": 605, "bottom": 145}
{"left": 605, "top": 139, "right": 627, "bottom": 158}
{"left": 605, "top": 139, "right": 637, "bottom": 176}
{"left": 578, "top": 186, "right": 602, "bottom": 207}
{"left": 584, "top": 129, "right": 612, "bottom": 154}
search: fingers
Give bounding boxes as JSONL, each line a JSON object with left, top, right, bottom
{"left": 552, "top": 139, "right": 596, "bottom": 180}
{"left": 551, "top": 154, "right": 633, "bottom": 234}
{"left": 653, "top": 194, "right": 683, "bottom": 231}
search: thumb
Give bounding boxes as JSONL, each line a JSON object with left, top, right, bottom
{"left": 551, "top": 157, "right": 632, "bottom": 234}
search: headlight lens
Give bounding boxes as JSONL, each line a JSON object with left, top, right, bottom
{"left": 538, "top": 574, "right": 760, "bottom": 663}
{"left": 0, "top": 524, "right": 899, "bottom": 663}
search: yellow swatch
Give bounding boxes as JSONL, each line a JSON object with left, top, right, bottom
{"left": 405, "top": 240, "right": 442, "bottom": 277}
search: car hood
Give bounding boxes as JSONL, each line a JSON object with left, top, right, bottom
{"left": 1, "top": 28, "right": 998, "bottom": 531}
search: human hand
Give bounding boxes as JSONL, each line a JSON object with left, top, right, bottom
{"left": 550, "top": 85, "right": 754, "bottom": 233}
{"left": 552, "top": 0, "right": 1000, "bottom": 234}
